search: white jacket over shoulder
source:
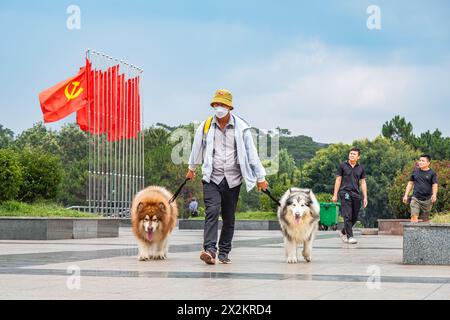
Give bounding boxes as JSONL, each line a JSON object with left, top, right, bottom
{"left": 188, "top": 114, "right": 266, "bottom": 192}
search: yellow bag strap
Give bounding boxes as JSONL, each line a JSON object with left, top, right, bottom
{"left": 203, "top": 116, "right": 213, "bottom": 136}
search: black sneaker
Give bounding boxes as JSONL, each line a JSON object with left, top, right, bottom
{"left": 218, "top": 255, "right": 231, "bottom": 264}
{"left": 200, "top": 250, "right": 216, "bottom": 265}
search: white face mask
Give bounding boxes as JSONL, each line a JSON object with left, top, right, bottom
{"left": 214, "top": 106, "right": 229, "bottom": 119}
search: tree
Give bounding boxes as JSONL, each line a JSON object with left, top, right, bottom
{"left": 54, "top": 124, "right": 89, "bottom": 206}
{"left": 0, "top": 149, "right": 23, "bottom": 202}
{"left": 382, "top": 115, "right": 414, "bottom": 143}
{"left": 260, "top": 149, "right": 301, "bottom": 211}
{"left": 17, "top": 147, "right": 63, "bottom": 203}
{"left": 413, "top": 129, "right": 450, "bottom": 161}
{"left": 14, "top": 122, "right": 60, "bottom": 154}
{"left": 0, "top": 124, "right": 14, "bottom": 149}
{"left": 302, "top": 137, "right": 418, "bottom": 227}
{"left": 279, "top": 134, "right": 326, "bottom": 166}
{"left": 276, "top": 127, "right": 291, "bottom": 137}
{"left": 381, "top": 116, "right": 449, "bottom": 161}
{"left": 56, "top": 123, "right": 88, "bottom": 164}
{"left": 388, "top": 160, "right": 450, "bottom": 218}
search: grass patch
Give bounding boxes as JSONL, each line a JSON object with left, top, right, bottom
{"left": 190, "top": 211, "right": 277, "bottom": 220}
{"left": 431, "top": 212, "right": 450, "bottom": 223}
{"left": 0, "top": 200, "right": 98, "bottom": 218}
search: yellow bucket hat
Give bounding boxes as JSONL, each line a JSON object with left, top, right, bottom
{"left": 210, "top": 89, "right": 233, "bottom": 109}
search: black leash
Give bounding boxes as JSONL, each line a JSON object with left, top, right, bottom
{"left": 262, "top": 189, "right": 281, "bottom": 207}
{"left": 169, "top": 178, "right": 190, "bottom": 204}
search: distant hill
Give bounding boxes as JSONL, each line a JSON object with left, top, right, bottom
{"left": 154, "top": 122, "right": 327, "bottom": 167}
{"left": 280, "top": 135, "right": 327, "bottom": 166}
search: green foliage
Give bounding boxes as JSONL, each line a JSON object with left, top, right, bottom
{"left": 382, "top": 115, "right": 414, "bottom": 143}
{"left": 315, "top": 193, "right": 333, "bottom": 203}
{"left": 0, "top": 200, "right": 96, "bottom": 217}
{"left": 56, "top": 158, "right": 88, "bottom": 206}
{"left": 413, "top": 129, "right": 450, "bottom": 161}
{"left": 0, "top": 124, "right": 14, "bottom": 149}
{"left": 56, "top": 123, "right": 88, "bottom": 163}
{"left": 382, "top": 116, "right": 450, "bottom": 160}
{"left": 260, "top": 149, "right": 301, "bottom": 212}
{"left": 0, "top": 149, "right": 23, "bottom": 202}
{"left": 302, "top": 137, "right": 419, "bottom": 227}
{"left": 14, "top": 122, "right": 60, "bottom": 154}
{"left": 302, "top": 143, "right": 349, "bottom": 193}
{"left": 279, "top": 135, "right": 326, "bottom": 166}
{"left": 431, "top": 211, "right": 450, "bottom": 223}
{"left": 54, "top": 124, "right": 89, "bottom": 206}
{"left": 238, "top": 188, "right": 260, "bottom": 212}
{"left": 388, "top": 160, "right": 450, "bottom": 218}
{"left": 17, "top": 147, "right": 63, "bottom": 203}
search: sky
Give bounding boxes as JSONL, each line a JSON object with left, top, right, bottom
{"left": 0, "top": 0, "right": 449, "bottom": 143}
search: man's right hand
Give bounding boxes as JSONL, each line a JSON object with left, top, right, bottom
{"left": 186, "top": 169, "right": 196, "bottom": 181}
{"left": 402, "top": 195, "right": 409, "bottom": 204}
{"left": 332, "top": 194, "right": 338, "bottom": 203}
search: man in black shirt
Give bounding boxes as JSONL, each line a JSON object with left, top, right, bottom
{"left": 403, "top": 154, "right": 438, "bottom": 222}
{"left": 332, "top": 148, "right": 368, "bottom": 244}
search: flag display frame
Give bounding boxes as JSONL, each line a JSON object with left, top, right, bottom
{"left": 83, "top": 49, "right": 144, "bottom": 217}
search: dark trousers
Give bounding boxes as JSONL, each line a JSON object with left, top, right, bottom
{"left": 203, "top": 178, "right": 241, "bottom": 257}
{"left": 340, "top": 193, "right": 361, "bottom": 238}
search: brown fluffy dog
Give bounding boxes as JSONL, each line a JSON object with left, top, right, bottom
{"left": 131, "top": 186, "right": 178, "bottom": 261}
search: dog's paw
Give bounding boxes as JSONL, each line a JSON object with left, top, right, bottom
{"left": 303, "top": 255, "right": 312, "bottom": 262}
{"left": 138, "top": 255, "right": 150, "bottom": 261}
{"left": 287, "top": 257, "right": 298, "bottom": 264}
{"left": 152, "top": 253, "right": 166, "bottom": 260}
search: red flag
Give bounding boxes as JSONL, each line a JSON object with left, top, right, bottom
{"left": 125, "top": 76, "right": 141, "bottom": 139}
{"left": 77, "top": 63, "right": 120, "bottom": 136}
{"left": 108, "top": 73, "right": 127, "bottom": 141}
{"left": 39, "top": 65, "right": 88, "bottom": 123}
{"left": 106, "top": 65, "right": 119, "bottom": 141}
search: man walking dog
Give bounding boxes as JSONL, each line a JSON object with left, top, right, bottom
{"left": 332, "top": 148, "right": 368, "bottom": 244}
{"left": 186, "top": 89, "right": 268, "bottom": 265}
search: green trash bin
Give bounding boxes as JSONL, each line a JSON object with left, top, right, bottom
{"left": 318, "top": 202, "right": 340, "bottom": 231}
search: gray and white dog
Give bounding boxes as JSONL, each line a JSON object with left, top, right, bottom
{"left": 277, "top": 188, "right": 320, "bottom": 263}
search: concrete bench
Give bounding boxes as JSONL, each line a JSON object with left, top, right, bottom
{"left": 403, "top": 223, "right": 450, "bottom": 265}
{"left": 0, "top": 217, "right": 119, "bottom": 240}
{"left": 378, "top": 219, "right": 422, "bottom": 236}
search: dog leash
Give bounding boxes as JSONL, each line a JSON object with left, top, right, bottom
{"left": 169, "top": 178, "right": 190, "bottom": 204}
{"left": 262, "top": 189, "right": 281, "bottom": 207}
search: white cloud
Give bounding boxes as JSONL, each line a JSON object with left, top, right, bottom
{"left": 217, "top": 40, "right": 449, "bottom": 143}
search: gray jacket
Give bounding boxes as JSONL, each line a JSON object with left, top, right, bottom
{"left": 188, "top": 113, "right": 266, "bottom": 192}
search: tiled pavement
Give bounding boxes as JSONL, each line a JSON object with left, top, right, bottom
{"left": 0, "top": 228, "right": 449, "bottom": 300}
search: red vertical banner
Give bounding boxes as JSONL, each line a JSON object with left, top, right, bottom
{"left": 108, "top": 73, "right": 125, "bottom": 141}
{"left": 136, "top": 76, "right": 141, "bottom": 133}
{"left": 76, "top": 61, "right": 137, "bottom": 142}
{"left": 107, "top": 65, "right": 119, "bottom": 141}
{"left": 125, "top": 76, "right": 140, "bottom": 139}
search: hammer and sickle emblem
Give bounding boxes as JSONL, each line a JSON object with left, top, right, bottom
{"left": 65, "top": 81, "right": 84, "bottom": 101}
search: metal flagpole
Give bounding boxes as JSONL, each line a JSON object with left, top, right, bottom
{"left": 87, "top": 49, "right": 92, "bottom": 214}
{"left": 140, "top": 71, "right": 144, "bottom": 190}
{"left": 84, "top": 50, "right": 144, "bottom": 217}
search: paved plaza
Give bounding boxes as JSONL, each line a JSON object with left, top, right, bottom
{"left": 0, "top": 227, "right": 449, "bottom": 300}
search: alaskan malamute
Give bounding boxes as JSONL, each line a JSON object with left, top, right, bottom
{"left": 131, "top": 186, "right": 178, "bottom": 261}
{"left": 277, "top": 188, "right": 320, "bottom": 263}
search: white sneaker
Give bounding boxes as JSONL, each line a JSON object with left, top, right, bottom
{"left": 347, "top": 237, "right": 357, "bottom": 244}
{"left": 338, "top": 230, "right": 348, "bottom": 243}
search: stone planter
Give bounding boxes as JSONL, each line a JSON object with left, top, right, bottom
{"left": 378, "top": 219, "right": 422, "bottom": 236}
{"left": 0, "top": 217, "right": 119, "bottom": 240}
{"left": 403, "top": 223, "right": 450, "bottom": 265}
